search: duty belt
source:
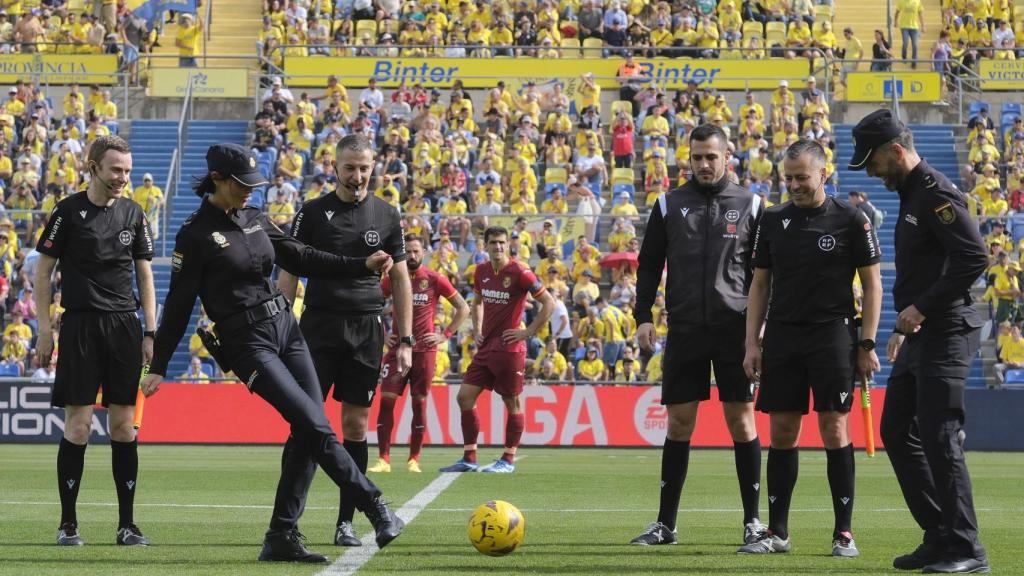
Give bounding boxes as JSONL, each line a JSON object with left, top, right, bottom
{"left": 217, "top": 294, "right": 290, "bottom": 334}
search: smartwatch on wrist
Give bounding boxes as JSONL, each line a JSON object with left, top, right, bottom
{"left": 858, "top": 338, "right": 876, "bottom": 352}
{"left": 399, "top": 335, "right": 415, "bottom": 347}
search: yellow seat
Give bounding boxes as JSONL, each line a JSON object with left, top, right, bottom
{"left": 355, "top": 19, "right": 377, "bottom": 40}
{"left": 612, "top": 168, "right": 634, "bottom": 185}
{"left": 765, "top": 21, "right": 787, "bottom": 47}
{"left": 742, "top": 21, "right": 764, "bottom": 38}
{"left": 545, "top": 166, "right": 569, "bottom": 185}
{"left": 561, "top": 37, "right": 581, "bottom": 58}
{"left": 813, "top": 4, "right": 834, "bottom": 21}
{"left": 583, "top": 37, "right": 603, "bottom": 58}
{"left": 610, "top": 100, "right": 633, "bottom": 121}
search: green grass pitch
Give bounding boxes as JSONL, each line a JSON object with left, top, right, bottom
{"left": 0, "top": 445, "right": 1017, "bottom": 575}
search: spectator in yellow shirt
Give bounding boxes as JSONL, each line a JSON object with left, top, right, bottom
{"left": 995, "top": 323, "right": 1024, "bottom": 385}
{"left": 577, "top": 346, "right": 606, "bottom": 381}
{"left": 180, "top": 356, "right": 211, "bottom": 383}
{"left": 267, "top": 189, "right": 296, "bottom": 230}
{"left": 541, "top": 187, "right": 569, "bottom": 214}
{"left": 175, "top": 12, "right": 203, "bottom": 67}
{"left": 894, "top": 0, "right": 925, "bottom": 65}
{"left": 132, "top": 173, "right": 164, "bottom": 218}
{"left": 532, "top": 338, "right": 568, "bottom": 379}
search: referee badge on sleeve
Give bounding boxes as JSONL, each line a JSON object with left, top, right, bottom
{"left": 934, "top": 202, "right": 956, "bottom": 225}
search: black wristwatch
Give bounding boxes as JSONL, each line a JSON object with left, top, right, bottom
{"left": 858, "top": 339, "right": 876, "bottom": 352}
{"left": 399, "top": 335, "right": 415, "bottom": 347}
{"left": 143, "top": 330, "right": 156, "bottom": 339}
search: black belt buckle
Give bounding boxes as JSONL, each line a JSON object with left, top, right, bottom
{"left": 264, "top": 296, "right": 282, "bottom": 317}
{"left": 197, "top": 326, "right": 231, "bottom": 373}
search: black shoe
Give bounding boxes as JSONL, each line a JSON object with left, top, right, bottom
{"left": 57, "top": 521, "right": 84, "bottom": 546}
{"left": 258, "top": 529, "right": 328, "bottom": 563}
{"left": 923, "top": 558, "right": 991, "bottom": 574}
{"left": 363, "top": 497, "right": 404, "bottom": 549}
{"left": 116, "top": 523, "right": 150, "bottom": 546}
{"left": 334, "top": 521, "right": 362, "bottom": 547}
{"left": 893, "top": 540, "right": 945, "bottom": 570}
{"left": 630, "top": 522, "right": 678, "bottom": 545}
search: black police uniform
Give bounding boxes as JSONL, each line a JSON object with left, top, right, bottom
{"left": 289, "top": 192, "right": 405, "bottom": 406}
{"left": 635, "top": 175, "right": 763, "bottom": 403}
{"left": 850, "top": 111, "right": 989, "bottom": 569}
{"left": 752, "top": 197, "right": 880, "bottom": 414}
{"left": 37, "top": 192, "right": 154, "bottom": 407}
{"left": 149, "top": 145, "right": 401, "bottom": 554}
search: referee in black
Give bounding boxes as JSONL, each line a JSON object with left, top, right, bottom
{"left": 34, "top": 136, "right": 155, "bottom": 547}
{"left": 632, "top": 123, "right": 765, "bottom": 547}
{"left": 739, "top": 140, "right": 881, "bottom": 557}
{"left": 276, "top": 133, "right": 412, "bottom": 548}
{"left": 143, "top": 143, "right": 403, "bottom": 562}
{"left": 850, "top": 110, "right": 990, "bottom": 573}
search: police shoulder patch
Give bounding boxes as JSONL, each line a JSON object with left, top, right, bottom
{"left": 171, "top": 251, "right": 184, "bottom": 272}
{"left": 922, "top": 172, "right": 939, "bottom": 189}
{"left": 182, "top": 209, "right": 200, "bottom": 228}
{"left": 934, "top": 201, "right": 956, "bottom": 225}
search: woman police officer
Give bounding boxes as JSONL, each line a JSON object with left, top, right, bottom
{"left": 141, "top": 143, "right": 403, "bottom": 562}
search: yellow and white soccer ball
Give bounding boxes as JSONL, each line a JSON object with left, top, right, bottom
{"left": 467, "top": 500, "right": 526, "bottom": 556}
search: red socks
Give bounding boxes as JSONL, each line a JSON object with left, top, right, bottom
{"left": 376, "top": 396, "right": 396, "bottom": 461}
{"left": 502, "top": 413, "right": 525, "bottom": 464}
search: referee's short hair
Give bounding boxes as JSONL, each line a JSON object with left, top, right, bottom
{"left": 337, "top": 134, "right": 374, "bottom": 156}
{"left": 87, "top": 135, "right": 130, "bottom": 170}
{"left": 484, "top": 226, "right": 508, "bottom": 242}
{"left": 785, "top": 139, "right": 828, "bottom": 170}
{"left": 689, "top": 123, "right": 729, "bottom": 151}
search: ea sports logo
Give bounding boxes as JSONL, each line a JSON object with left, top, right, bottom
{"left": 633, "top": 386, "right": 668, "bottom": 445}
{"left": 364, "top": 230, "right": 381, "bottom": 246}
{"left": 118, "top": 230, "right": 133, "bottom": 246}
{"left": 818, "top": 235, "right": 836, "bottom": 251}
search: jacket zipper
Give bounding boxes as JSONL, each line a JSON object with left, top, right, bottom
{"left": 703, "top": 194, "right": 711, "bottom": 325}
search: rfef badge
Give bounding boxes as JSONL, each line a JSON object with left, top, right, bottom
{"left": 934, "top": 202, "right": 955, "bottom": 225}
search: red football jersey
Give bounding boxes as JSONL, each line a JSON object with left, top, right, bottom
{"left": 382, "top": 266, "right": 456, "bottom": 352}
{"left": 473, "top": 259, "right": 546, "bottom": 353}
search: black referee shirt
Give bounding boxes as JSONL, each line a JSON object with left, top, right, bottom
{"left": 150, "top": 197, "right": 373, "bottom": 376}
{"left": 36, "top": 192, "right": 154, "bottom": 313}
{"left": 751, "top": 197, "right": 880, "bottom": 324}
{"left": 291, "top": 192, "right": 406, "bottom": 315}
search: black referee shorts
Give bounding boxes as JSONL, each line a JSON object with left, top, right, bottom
{"left": 300, "top": 311, "right": 384, "bottom": 407}
{"left": 661, "top": 316, "right": 753, "bottom": 405}
{"left": 756, "top": 318, "right": 856, "bottom": 415}
{"left": 52, "top": 311, "right": 142, "bottom": 408}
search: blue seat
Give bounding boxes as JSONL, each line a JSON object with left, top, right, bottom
{"left": 1002, "top": 103, "right": 1021, "bottom": 118}
{"left": 1004, "top": 369, "right": 1024, "bottom": 384}
{"left": 612, "top": 183, "right": 635, "bottom": 203}
{"left": 969, "top": 101, "right": 989, "bottom": 122}
{"left": 201, "top": 362, "right": 215, "bottom": 378}
{"left": 824, "top": 183, "right": 837, "bottom": 197}
{"left": 544, "top": 182, "right": 566, "bottom": 199}
{"left": 0, "top": 363, "right": 20, "bottom": 377}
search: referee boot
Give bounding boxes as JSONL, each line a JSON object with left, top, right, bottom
{"left": 832, "top": 531, "right": 859, "bottom": 558}
{"left": 922, "top": 557, "right": 991, "bottom": 574}
{"left": 892, "top": 539, "right": 946, "bottom": 570}
{"left": 737, "top": 531, "right": 791, "bottom": 554}
{"left": 57, "top": 521, "right": 84, "bottom": 546}
{"left": 629, "top": 522, "right": 677, "bottom": 545}
{"left": 364, "top": 497, "right": 404, "bottom": 549}
{"left": 116, "top": 523, "right": 151, "bottom": 546}
{"left": 258, "top": 529, "right": 328, "bottom": 563}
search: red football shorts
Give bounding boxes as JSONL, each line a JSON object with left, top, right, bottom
{"left": 462, "top": 348, "right": 527, "bottom": 397}
{"left": 381, "top": 349, "right": 437, "bottom": 397}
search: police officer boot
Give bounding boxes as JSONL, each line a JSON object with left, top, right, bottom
{"left": 363, "top": 497, "right": 404, "bottom": 548}
{"left": 258, "top": 529, "right": 328, "bottom": 563}
{"left": 893, "top": 536, "right": 945, "bottom": 570}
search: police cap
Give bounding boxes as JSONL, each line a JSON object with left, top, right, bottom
{"left": 206, "top": 143, "right": 268, "bottom": 187}
{"left": 848, "top": 109, "right": 906, "bottom": 171}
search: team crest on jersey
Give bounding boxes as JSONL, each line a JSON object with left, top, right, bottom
{"left": 419, "top": 278, "right": 430, "bottom": 290}
{"left": 364, "top": 230, "right": 381, "bottom": 246}
{"left": 724, "top": 209, "right": 740, "bottom": 222}
{"left": 818, "top": 235, "right": 836, "bottom": 251}
{"left": 503, "top": 276, "right": 512, "bottom": 288}
{"left": 934, "top": 202, "right": 955, "bottom": 225}
{"left": 118, "top": 229, "right": 133, "bottom": 246}
{"left": 212, "top": 231, "right": 230, "bottom": 248}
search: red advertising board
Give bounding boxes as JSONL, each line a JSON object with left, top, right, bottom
{"left": 137, "top": 383, "right": 886, "bottom": 448}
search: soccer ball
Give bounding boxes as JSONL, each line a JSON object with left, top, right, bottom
{"left": 467, "top": 500, "right": 526, "bottom": 556}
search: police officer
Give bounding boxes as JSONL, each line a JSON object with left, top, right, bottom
{"left": 850, "top": 110, "right": 990, "bottom": 573}
{"left": 632, "top": 123, "right": 765, "bottom": 546}
{"left": 34, "top": 135, "right": 156, "bottom": 548}
{"left": 276, "top": 133, "right": 412, "bottom": 548}
{"left": 141, "top": 143, "right": 404, "bottom": 563}
{"left": 739, "top": 140, "right": 882, "bottom": 557}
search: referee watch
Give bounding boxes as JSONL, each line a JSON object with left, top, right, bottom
{"left": 858, "top": 339, "right": 876, "bottom": 352}
{"left": 399, "top": 335, "right": 415, "bottom": 347}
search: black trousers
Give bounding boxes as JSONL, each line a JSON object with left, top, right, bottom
{"left": 220, "top": 310, "right": 381, "bottom": 533}
{"left": 881, "top": 308, "right": 986, "bottom": 560}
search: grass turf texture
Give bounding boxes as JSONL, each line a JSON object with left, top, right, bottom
{"left": 0, "top": 445, "right": 1017, "bottom": 575}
